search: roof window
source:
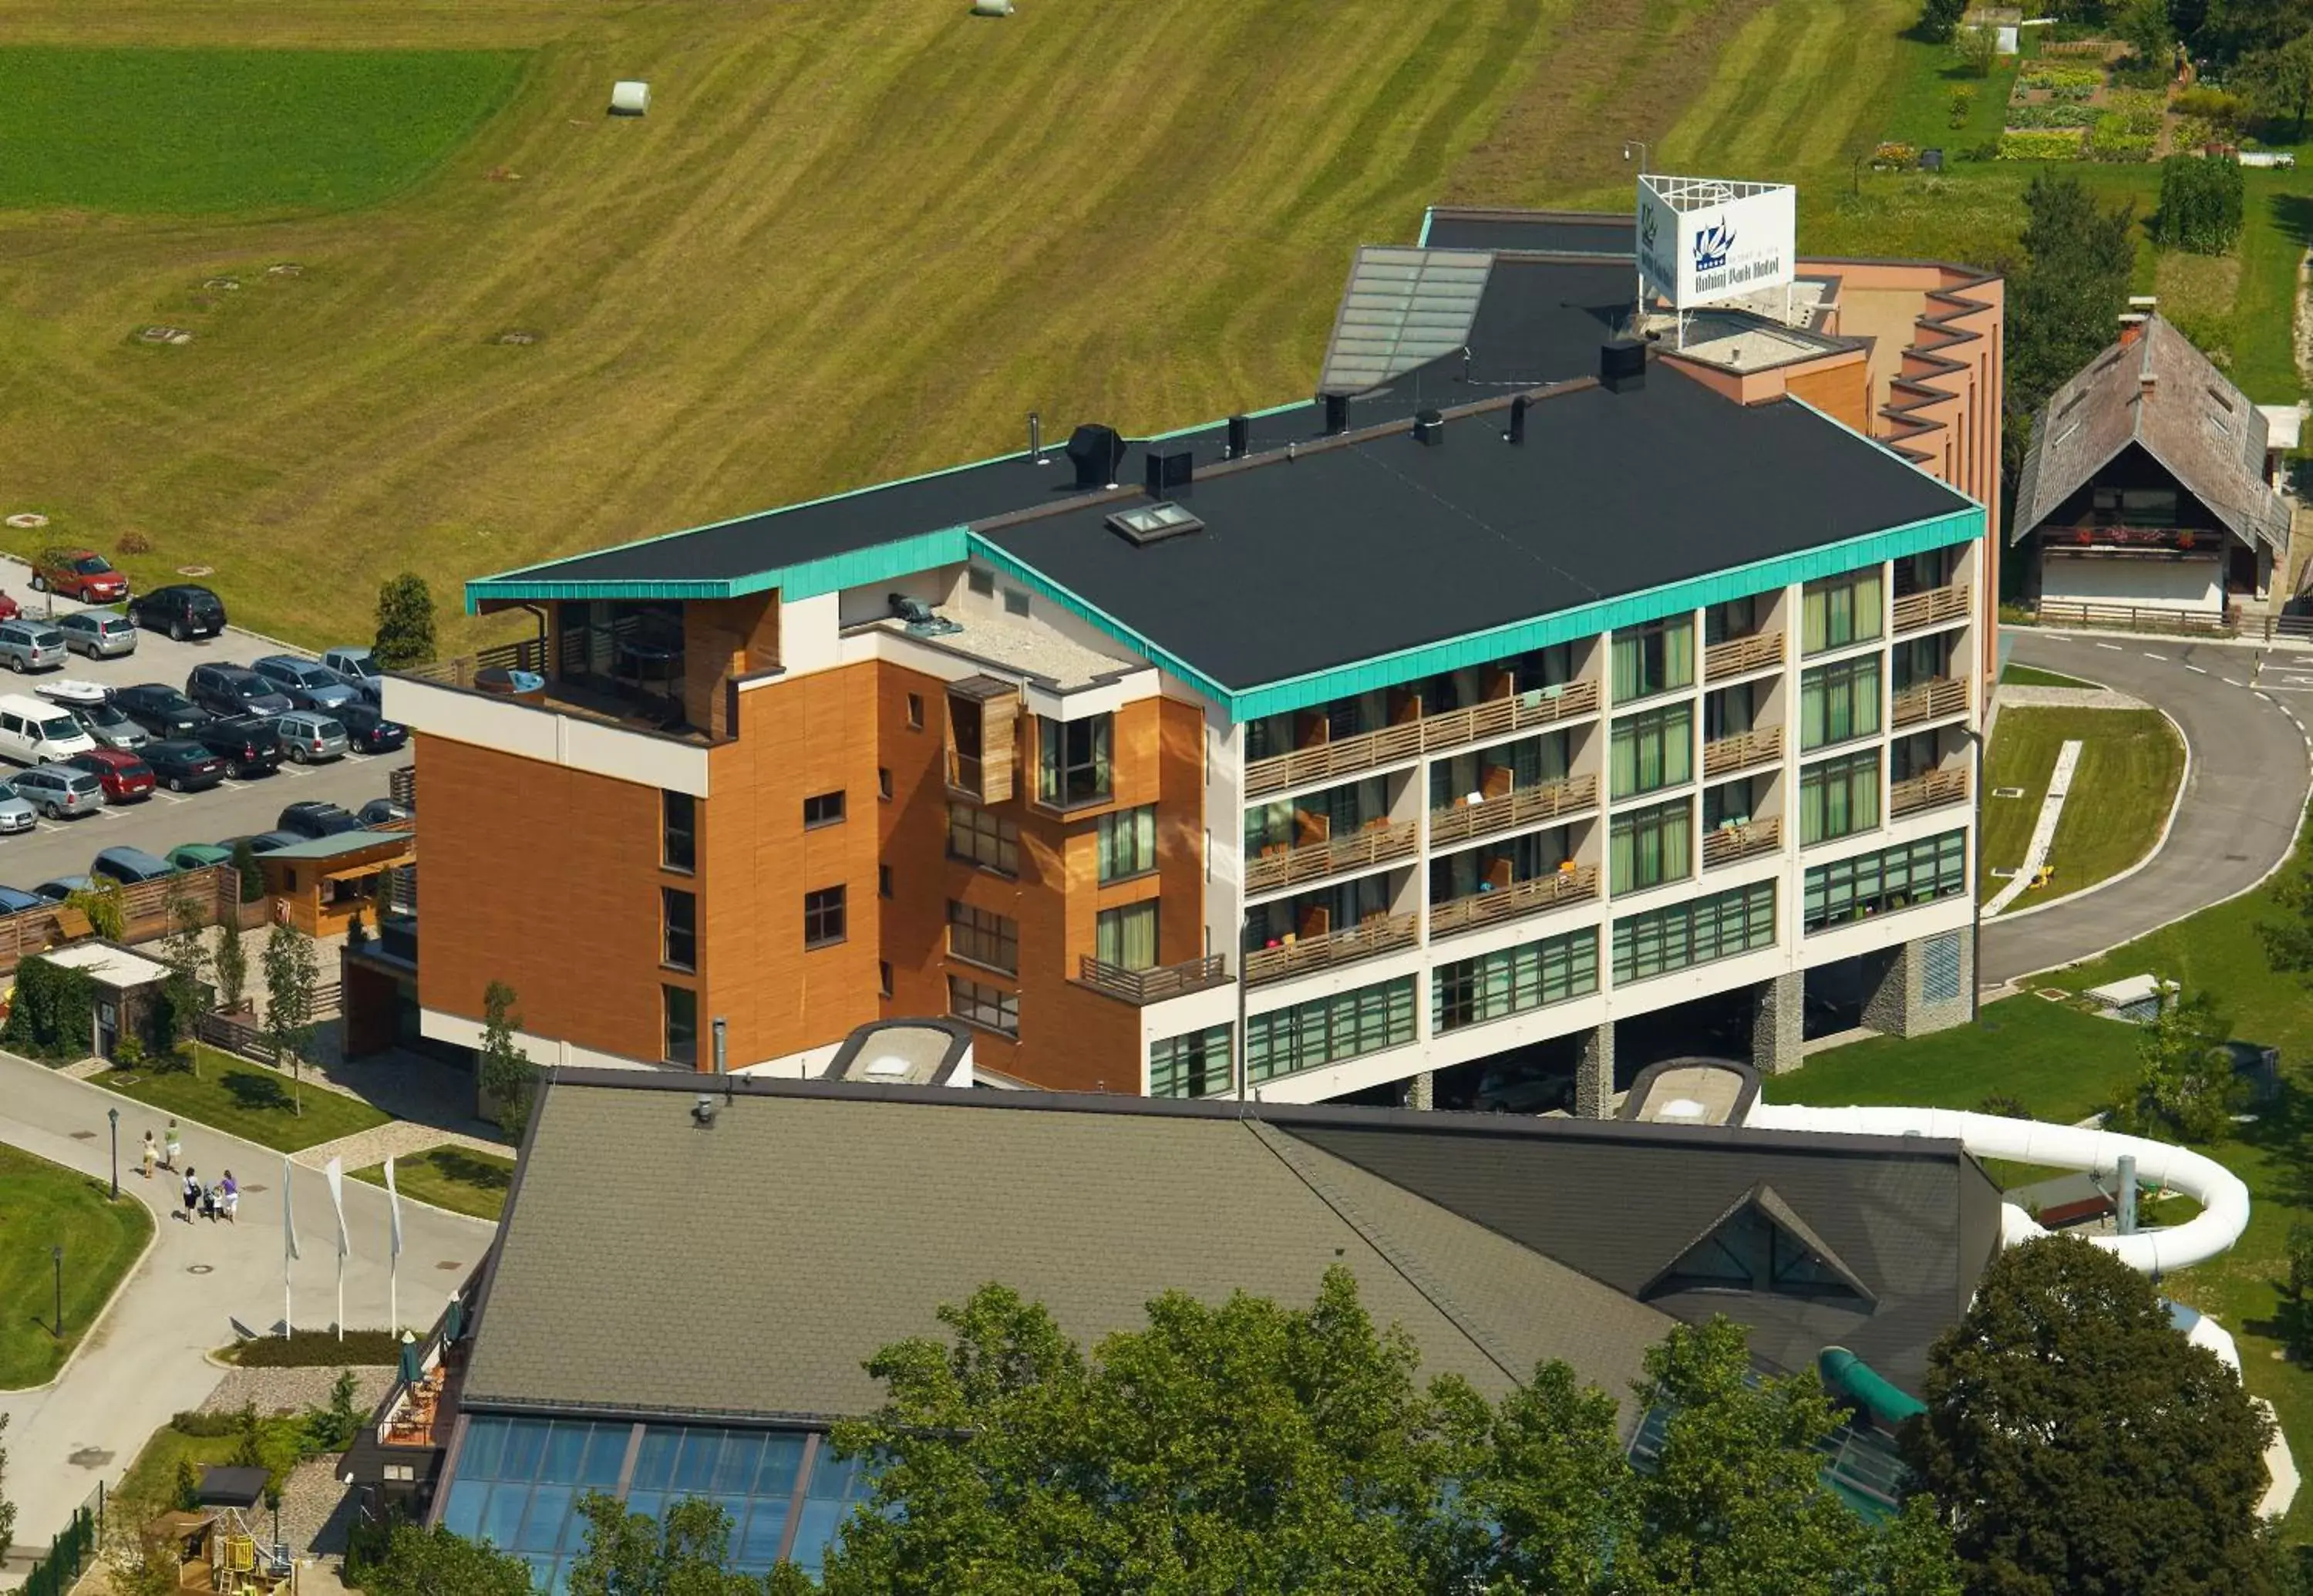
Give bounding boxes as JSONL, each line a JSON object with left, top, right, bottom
{"left": 1106, "top": 501, "right": 1204, "bottom": 547}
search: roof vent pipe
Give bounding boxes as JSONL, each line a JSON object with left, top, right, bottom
{"left": 1323, "top": 393, "right": 1349, "bottom": 435}
{"left": 1226, "top": 414, "right": 1250, "bottom": 460}
{"left": 1600, "top": 337, "right": 1646, "bottom": 393}
{"left": 1412, "top": 409, "right": 1444, "bottom": 446}
{"left": 1505, "top": 395, "right": 1529, "bottom": 446}
{"left": 1028, "top": 412, "right": 1045, "bottom": 466}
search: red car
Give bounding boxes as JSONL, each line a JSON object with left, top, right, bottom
{"left": 31, "top": 549, "right": 128, "bottom": 604}
{"left": 62, "top": 749, "right": 155, "bottom": 804}
{"left": 0, "top": 591, "right": 20, "bottom": 623}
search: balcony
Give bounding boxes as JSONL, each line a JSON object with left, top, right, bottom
{"left": 1894, "top": 584, "right": 1971, "bottom": 635}
{"left": 1703, "top": 816, "right": 1781, "bottom": 869}
{"left": 1428, "top": 866, "right": 1600, "bottom": 938}
{"left": 1891, "top": 676, "right": 1968, "bottom": 729}
{"left": 1076, "top": 954, "right": 1232, "bottom": 1005}
{"left": 1245, "top": 913, "right": 1419, "bottom": 986}
{"left": 1428, "top": 774, "right": 1598, "bottom": 848}
{"left": 1246, "top": 817, "right": 1420, "bottom": 895}
{"left": 1704, "top": 630, "right": 1784, "bottom": 681}
{"left": 392, "top": 636, "right": 711, "bottom": 748}
{"left": 1891, "top": 766, "right": 1971, "bottom": 817}
{"left": 1702, "top": 725, "right": 1783, "bottom": 779}
{"left": 1244, "top": 681, "right": 1601, "bottom": 799}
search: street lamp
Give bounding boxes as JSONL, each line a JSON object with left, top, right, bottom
{"left": 1965, "top": 723, "right": 1986, "bottom": 1024}
{"left": 107, "top": 1106, "right": 119, "bottom": 1201}
{"left": 1622, "top": 140, "right": 1650, "bottom": 335}
{"left": 50, "top": 1244, "right": 63, "bottom": 1339}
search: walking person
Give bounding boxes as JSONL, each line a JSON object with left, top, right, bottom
{"left": 163, "top": 1118, "right": 182, "bottom": 1172}
{"left": 220, "top": 1170, "right": 238, "bottom": 1225}
{"left": 180, "top": 1167, "right": 200, "bottom": 1224}
{"left": 140, "top": 1130, "right": 158, "bottom": 1181}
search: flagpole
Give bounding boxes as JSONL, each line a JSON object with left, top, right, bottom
{"left": 325, "top": 1156, "right": 351, "bottom": 1343}
{"left": 386, "top": 1157, "right": 402, "bottom": 1335}
{"left": 281, "top": 1153, "right": 295, "bottom": 1340}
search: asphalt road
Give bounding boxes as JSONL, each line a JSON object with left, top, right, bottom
{"left": 0, "top": 561, "right": 409, "bottom": 891}
{"left": 1979, "top": 631, "right": 2312, "bottom": 985}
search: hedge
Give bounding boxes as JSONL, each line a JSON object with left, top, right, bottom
{"left": 4, "top": 956, "right": 96, "bottom": 1062}
{"left": 225, "top": 1329, "right": 402, "bottom": 1367}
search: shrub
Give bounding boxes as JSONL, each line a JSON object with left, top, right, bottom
{"left": 1949, "top": 85, "right": 1976, "bottom": 128}
{"left": 1968, "top": 136, "right": 2006, "bottom": 161}
{"left": 1917, "top": 0, "right": 1967, "bottom": 43}
{"left": 2001, "top": 128, "right": 2089, "bottom": 159}
{"left": 1975, "top": 1093, "right": 2032, "bottom": 1119}
{"left": 2154, "top": 153, "right": 2246, "bottom": 251}
{"left": 168, "top": 1409, "right": 247, "bottom": 1438}
{"left": 2175, "top": 85, "right": 2244, "bottom": 130}
{"left": 226, "top": 1329, "right": 402, "bottom": 1367}
{"left": 4, "top": 955, "right": 97, "bottom": 1062}
{"left": 1871, "top": 141, "right": 1921, "bottom": 170}
{"left": 2288, "top": 1221, "right": 2313, "bottom": 1299}
{"left": 116, "top": 530, "right": 153, "bottom": 556}
{"left": 372, "top": 573, "right": 437, "bottom": 671}
{"left": 1952, "top": 23, "right": 1998, "bottom": 76}
{"left": 172, "top": 1457, "right": 202, "bottom": 1513}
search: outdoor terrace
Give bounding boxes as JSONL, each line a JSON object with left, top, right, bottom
{"left": 1893, "top": 583, "right": 1971, "bottom": 635}
{"left": 1244, "top": 913, "right": 1419, "bottom": 985}
{"left": 1428, "top": 775, "right": 1597, "bottom": 847}
{"left": 1244, "top": 680, "right": 1601, "bottom": 798}
{"left": 1890, "top": 677, "right": 1968, "bottom": 729}
{"left": 1245, "top": 818, "right": 1421, "bottom": 896}
{"left": 1428, "top": 865, "right": 1599, "bottom": 938}
{"left": 1890, "top": 766, "right": 1970, "bottom": 817}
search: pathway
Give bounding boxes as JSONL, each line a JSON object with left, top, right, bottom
{"left": 1982, "top": 738, "right": 2082, "bottom": 916}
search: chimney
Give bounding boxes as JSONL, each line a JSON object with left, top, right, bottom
{"left": 1412, "top": 408, "right": 1444, "bottom": 446}
{"left": 1028, "top": 411, "right": 1045, "bottom": 465}
{"left": 2117, "top": 313, "right": 2147, "bottom": 348}
{"left": 1226, "top": 413, "right": 1251, "bottom": 459}
{"left": 1505, "top": 394, "right": 1528, "bottom": 445}
{"left": 1323, "top": 393, "right": 1350, "bottom": 435}
{"left": 1600, "top": 337, "right": 1646, "bottom": 394}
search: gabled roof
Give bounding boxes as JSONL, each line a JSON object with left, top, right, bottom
{"left": 2012, "top": 315, "right": 2290, "bottom": 553}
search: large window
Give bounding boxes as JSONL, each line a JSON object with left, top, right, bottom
{"left": 1803, "top": 830, "right": 1968, "bottom": 932}
{"left": 662, "top": 887, "right": 696, "bottom": 971}
{"left": 1433, "top": 929, "right": 1598, "bottom": 1034}
{"left": 948, "top": 975, "right": 1018, "bottom": 1036}
{"left": 1248, "top": 777, "right": 1386, "bottom": 853}
{"left": 1095, "top": 901, "right": 1160, "bottom": 970}
{"left": 947, "top": 901, "right": 1018, "bottom": 975}
{"left": 662, "top": 790, "right": 695, "bottom": 873}
{"left": 948, "top": 802, "right": 1018, "bottom": 876}
{"left": 1611, "top": 797, "right": 1692, "bottom": 894}
{"left": 438, "top": 1416, "right": 638, "bottom": 1591}
{"left": 1246, "top": 977, "right": 1416, "bottom": 1084}
{"left": 1099, "top": 805, "right": 1158, "bottom": 882}
{"left": 663, "top": 985, "right": 698, "bottom": 1066}
{"left": 1802, "top": 567, "right": 1884, "bottom": 655}
{"left": 1611, "top": 616, "right": 1694, "bottom": 702}
{"left": 1800, "top": 656, "right": 1881, "bottom": 750}
{"left": 1037, "top": 714, "right": 1113, "bottom": 807}
{"left": 1611, "top": 704, "right": 1693, "bottom": 799}
{"left": 1613, "top": 880, "right": 1776, "bottom": 982}
{"left": 803, "top": 886, "right": 846, "bottom": 948}
{"left": 1150, "top": 1025, "right": 1232, "bottom": 1098}
{"left": 1800, "top": 750, "right": 1881, "bottom": 845}
{"left": 802, "top": 790, "right": 845, "bottom": 828}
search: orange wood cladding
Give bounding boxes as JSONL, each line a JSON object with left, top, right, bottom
{"left": 1786, "top": 361, "right": 1870, "bottom": 436}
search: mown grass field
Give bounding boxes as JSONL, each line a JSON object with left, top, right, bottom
{"left": 352, "top": 1142, "right": 514, "bottom": 1221}
{"left": 104, "top": 1049, "right": 392, "bottom": 1152}
{"left": 1976, "top": 705, "right": 2184, "bottom": 905}
{"left": 0, "top": 1143, "right": 151, "bottom": 1387}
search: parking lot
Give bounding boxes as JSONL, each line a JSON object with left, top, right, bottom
{"left": 0, "top": 557, "right": 409, "bottom": 890}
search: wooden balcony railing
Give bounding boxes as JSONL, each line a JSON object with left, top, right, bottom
{"left": 1890, "top": 766, "right": 1971, "bottom": 817}
{"left": 1704, "top": 630, "right": 1784, "bottom": 680}
{"left": 402, "top": 636, "right": 550, "bottom": 689}
{"left": 1245, "top": 817, "right": 1420, "bottom": 895}
{"left": 1894, "top": 584, "right": 1971, "bottom": 635}
{"left": 1076, "top": 954, "right": 1231, "bottom": 1005}
{"left": 1244, "top": 680, "right": 1602, "bottom": 799}
{"left": 1702, "top": 725, "right": 1783, "bottom": 779}
{"left": 1703, "top": 816, "right": 1782, "bottom": 869}
{"left": 1891, "top": 676, "right": 1969, "bottom": 729}
{"left": 1427, "top": 774, "right": 1598, "bottom": 848}
{"left": 1428, "top": 866, "right": 1600, "bottom": 938}
{"left": 1244, "top": 914, "right": 1419, "bottom": 986}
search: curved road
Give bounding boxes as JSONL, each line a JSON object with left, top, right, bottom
{"left": 1981, "top": 632, "right": 2312, "bottom": 985}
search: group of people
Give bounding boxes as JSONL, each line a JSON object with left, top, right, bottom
{"left": 138, "top": 1117, "right": 236, "bottom": 1224}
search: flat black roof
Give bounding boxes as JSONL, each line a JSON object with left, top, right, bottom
{"left": 1462, "top": 257, "right": 1643, "bottom": 389}
{"left": 1425, "top": 208, "right": 1636, "bottom": 254}
{"left": 981, "top": 365, "right": 1972, "bottom": 692}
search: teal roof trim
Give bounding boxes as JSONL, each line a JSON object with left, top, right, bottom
{"left": 965, "top": 538, "right": 1241, "bottom": 707}
{"left": 465, "top": 527, "right": 970, "bottom": 611}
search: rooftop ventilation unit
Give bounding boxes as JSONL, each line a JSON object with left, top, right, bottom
{"left": 1412, "top": 408, "right": 1444, "bottom": 446}
{"left": 889, "top": 594, "right": 962, "bottom": 637}
{"left": 1145, "top": 448, "right": 1192, "bottom": 496}
{"left": 1066, "top": 424, "right": 1126, "bottom": 490}
{"left": 1106, "top": 501, "right": 1204, "bottom": 547}
{"left": 1600, "top": 337, "right": 1646, "bottom": 394}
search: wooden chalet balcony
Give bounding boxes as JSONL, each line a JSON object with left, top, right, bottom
{"left": 1244, "top": 913, "right": 1419, "bottom": 986}
{"left": 1244, "top": 681, "right": 1602, "bottom": 799}
{"left": 1704, "top": 630, "right": 1784, "bottom": 680}
{"left": 1890, "top": 766, "right": 1971, "bottom": 817}
{"left": 1702, "top": 726, "right": 1782, "bottom": 779}
{"left": 1245, "top": 817, "right": 1420, "bottom": 895}
{"left": 1894, "top": 584, "right": 1971, "bottom": 635}
{"left": 1428, "top": 866, "right": 1600, "bottom": 938}
{"left": 1427, "top": 774, "right": 1598, "bottom": 848}
{"left": 1703, "top": 817, "right": 1781, "bottom": 869}
{"left": 1076, "top": 954, "right": 1231, "bottom": 1005}
{"left": 1891, "top": 676, "right": 1968, "bottom": 729}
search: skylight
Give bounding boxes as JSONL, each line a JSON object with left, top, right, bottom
{"left": 1106, "top": 500, "right": 1205, "bottom": 547}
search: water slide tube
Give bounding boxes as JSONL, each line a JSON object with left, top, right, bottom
{"left": 1819, "top": 1347, "right": 1926, "bottom": 1428}
{"left": 1742, "top": 1102, "right": 2250, "bottom": 1274}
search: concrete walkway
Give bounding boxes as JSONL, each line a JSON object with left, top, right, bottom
{"left": 1994, "top": 683, "right": 2149, "bottom": 711}
{"left": 0, "top": 1058, "right": 491, "bottom": 1590}
{"left": 1983, "top": 739, "right": 2082, "bottom": 916}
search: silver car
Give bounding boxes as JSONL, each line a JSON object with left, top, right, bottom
{"left": 6, "top": 765, "right": 102, "bottom": 819}
{"left": 0, "top": 791, "right": 34, "bottom": 835}
{"left": 272, "top": 710, "right": 348, "bottom": 763}
{"left": 76, "top": 700, "right": 148, "bottom": 752}
{"left": 253, "top": 655, "right": 360, "bottom": 714}
{"left": 0, "top": 622, "right": 66, "bottom": 674}
{"left": 54, "top": 611, "right": 137, "bottom": 659}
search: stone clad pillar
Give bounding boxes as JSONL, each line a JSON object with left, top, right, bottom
{"left": 1574, "top": 1023, "right": 1615, "bottom": 1119}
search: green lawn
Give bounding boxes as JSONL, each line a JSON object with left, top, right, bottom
{"left": 1998, "top": 662, "right": 2097, "bottom": 689}
{"left": 0, "top": 1143, "right": 152, "bottom": 1388}
{"left": 1978, "top": 706, "right": 2183, "bottom": 906}
{"left": 351, "top": 1143, "right": 514, "bottom": 1222}
{"left": 103, "top": 1047, "right": 391, "bottom": 1153}
{"left": 1772, "top": 995, "right": 2139, "bottom": 1126}
{"left": 113, "top": 1423, "right": 240, "bottom": 1520}
{"left": 0, "top": 47, "right": 528, "bottom": 215}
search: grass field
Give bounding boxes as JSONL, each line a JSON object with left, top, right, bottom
{"left": 0, "top": 1143, "right": 152, "bottom": 1387}
{"left": 352, "top": 1143, "right": 513, "bottom": 1221}
{"left": 1977, "top": 705, "right": 2183, "bottom": 906}
{"left": 1998, "top": 662, "right": 2096, "bottom": 689}
{"left": 103, "top": 1049, "right": 391, "bottom": 1153}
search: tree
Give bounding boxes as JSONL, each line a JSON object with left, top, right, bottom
{"left": 1918, "top": 0, "right": 1968, "bottom": 41}
{"left": 2201, "top": 0, "right": 2313, "bottom": 62}
{"left": 372, "top": 574, "right": 438, "bottom": 671}
{"left": 2113, "top": 984, "right": 2241, "bottom": 1141}
{"left": 65, "top": 877, "right": 126, "bottom": 943}
{"left": 157, "top": 878, "right": 209, "bottom": 1074}
{"left": 360, "top": 1520, "right": 534, "bottom": 1596}
{"left": 260, "top": 921, "right": 321, "bottom": 1116}
{"left": 2156, "top": 153, "right": 2247, "bottom": 253}
{"left": 231, "top": 837, "right": 264, "bottom": 905}
{"left": 1951, "top": 22, "right": 1998, "bottom": 76}
{"left": 214, "top": 913, "right": 247, "bottom": 1014}
{"left": 2117, "top": 0, "right": 2177, "bottom": 63}
{"left": 568, "top": 1492, "right": 793, "bottom": 1594}
{"left": 477, "top": 981, "right": 537, "bottom": 1138}
{"left": 2239, "top": 34, "right": 2313, "bottom": 139}
{"left": 0, "top": 1412, "right": 14, "bottom": 1565}
{"left": 2005, "top": 173, "right": 2137, "bottom": 474}
{"left": 1906, "top": 1235, "right": 2278, "bottom": 1595}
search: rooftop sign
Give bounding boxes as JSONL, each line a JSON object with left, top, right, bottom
{"left": 1636, "top": 175, "right": 1795, "bottom": 311}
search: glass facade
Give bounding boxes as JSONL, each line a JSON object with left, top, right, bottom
{"left": 1800, "top": 567, "right": 1884, "bottom": 655}
{"left": 1803, "top": 830, "right": 1968, "bottom": 933}
{"left": 1432, "top": 928, "right": 1598, "bottom": 1034}
{"left": 1800, "top": 656, "right": 1881, "bottom": 751}
{"left": 1150, "top": 1025, "right": 1232, "bottom": 1098}
{"left": 1610, "top": 704, "right": 1693, "bottom": 799}
{"left": 1610, "top": 797, "right": 1692, "bottom": 894}
{"left": 1246, "top": 977, "right": 1416, "bottom": 1084}
{"left": 1613, "top": 880, "right": 1776, "bottom": 983}
{"left": 1799, "top": 750, "right": 1880, "bottom": 845}
{"left": 1611, "top": 616, "right": 1694, "bottom": 702}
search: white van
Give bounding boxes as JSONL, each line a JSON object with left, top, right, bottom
{"left": 0, "top": 693, "right": 96, "bottom": 766}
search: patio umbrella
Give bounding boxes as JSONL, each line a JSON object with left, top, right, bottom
{"left": 398, "top": 1330, "right": 421, "bottom": 1388}
{"left": 443, "top": 1292, "right": 465, "bottom": 1345}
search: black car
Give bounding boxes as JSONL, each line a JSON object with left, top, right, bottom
{"left": 112, "top": 682, "right": 214, "bottom": 739}
{"left": 142, "top": 738, "right": 227, "bottom": 793}
{"left": 127, "top": 584, "right": 227, "bottom": 641}
{"left": 333, "top": 701, "right": 408, "bottom": 754}
{"left": 359, "top": 797, "right": 411, "bottom": 827}
{"left": 277, "top": 800, "right": 360, "bottom": 840}
{"left": 187, "top": 663, "right": 292, "bottom": 721}
{"left": 217, "top": 831, "right": 301, "bottom": 857}
{"left": 192, "top": 716, "right": 283, "bottom": 779}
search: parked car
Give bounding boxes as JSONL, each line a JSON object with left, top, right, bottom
{"left": 1473, "top": 1063, "right": 1576, "bottom": 1116}
{"left": 192, "top": 717, "right": 283, "bottom": 779}
{"left": 0, "top": 791, "right": 34, "bottom": 836}
{"left": 113, "top": 683, "right": 214, "bottom": 739}
{"left": 0, "top": 591, "right": 21, "bottom": 624}
{"left": 126, "top": 584, "right": 225, "bottom": 641}
{"left": 187, "top": 664, "right": 291, "bottom": 721}
{"left": 271, "top": 711, "right": 348, "bottom": 764}
{"left": 277, "top": 800, "right": 361, "bottom": 840}
{"left": 90, "top": 846, "right": 177, "bottom": 886}
{"left": 5, "top": 767, "right": 103, "bottom": 820}
{"left": 321, "top": 646, "right": 382, "bottom": 705}
{"left": 76, "top": 699, "right": 149, "bottom": 753}
{"left": 217, "top": 831, "right": 299, "bottom": 857}
{"left": 32, "top": 874, "right": 94, "bottom": 903}
{"left": 333, "top": 702, "right": 407, "bottom": 755}
{"left": 29, "top": 549, "right": 127, "bottom": 604}
{"left": 53, "top": 611, "right": 137, "bottom": 659}
{"left": 143, "top": 739, "right": 227, "bottom": 793}
{"left": 251, "top": 655, "right": 359, "bottom": 714}
{"left": 0, "top": 622, "right": 66, "bottom": 674}
{"left": 167, "top": 842, "right": 234, "bottom": 870}
{"left": 358, "top": 797, "right": 411, "bottom": 828}
{"left": 61, "top": 749, "right": 155, "bottom": 804}
{"left": 0, "top": 885, "right": 47, "bottom": 914}
{"left": 0, "top": 694, "right": 94, "bottom": 766}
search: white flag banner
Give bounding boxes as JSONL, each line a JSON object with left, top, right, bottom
{"left": 385, "top": 1157, "right": 403, "bottom": 1261}
{"left": 325, "top": 1156, "right": 351, "bottom": 1261}
{"left": 281, "top": 1153, "right": 301, "bottom": 1262}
